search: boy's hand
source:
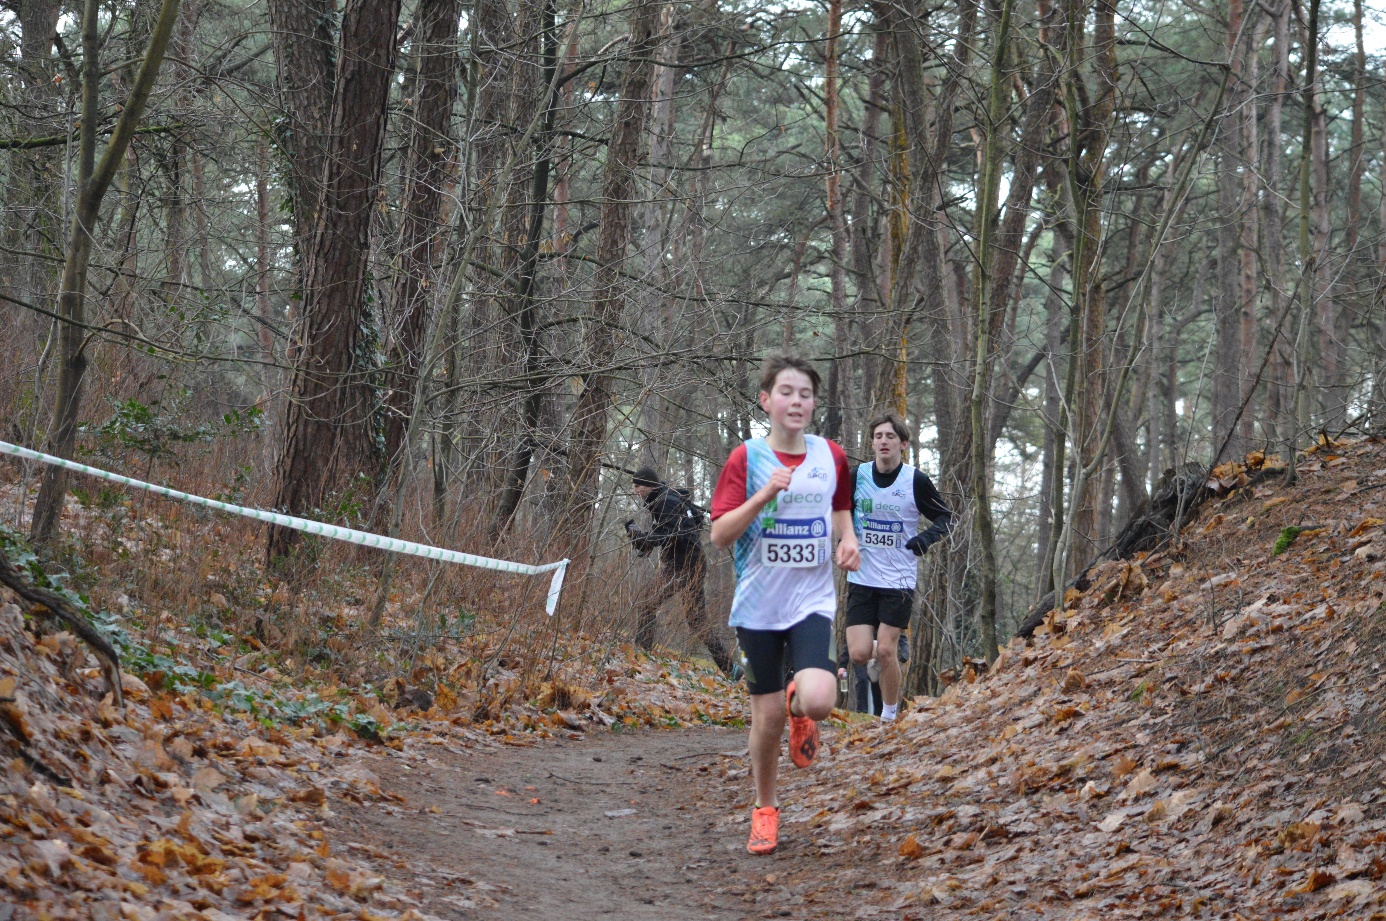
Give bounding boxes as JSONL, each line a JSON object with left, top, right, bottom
{"left": 756, "top": 466, "right": 795, "bottom": 503}
{"left": 835, "top": 534, "right": 861, "bottom": 572}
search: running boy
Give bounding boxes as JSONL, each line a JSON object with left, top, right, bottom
{"left": 709, "top": 352, "right": 860, "bottom": 855}
{"left": 846, "top": 413, "right": 952, "bottom": 722}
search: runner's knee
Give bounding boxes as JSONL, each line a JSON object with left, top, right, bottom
{"left": 794, "top": 680, "right": 836, "bottom": 720}
{"left": 800, "top": 693, "right": 834, "bottom": 721}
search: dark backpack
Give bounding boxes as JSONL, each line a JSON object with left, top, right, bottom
{"left": 670, "top": 486, "right": 706, "bottom": 538}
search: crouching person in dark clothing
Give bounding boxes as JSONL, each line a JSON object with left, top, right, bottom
{"left": 626, "top": 466, "right": 738, "bottom": 677}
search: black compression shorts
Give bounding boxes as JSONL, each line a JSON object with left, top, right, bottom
{"left": 735, "top": 615, "right": 834, "bottom": 696}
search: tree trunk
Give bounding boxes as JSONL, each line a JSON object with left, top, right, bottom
{"left": 31, "top": 0, "right": 184, "bottom": 546}
{"left": 1289, "top": 0, "right": 1321, "bottom": 483}
{"left": 1236, "top": 10, "right": 1261, "bottom": 452}
{"left": 494, "top": 0, "right": 570, "bottom": 535}
{"left": 1263, "top": 0, "right": 1291, "bottom": 445}
{"left": 1036, "top": 242, "right": 1069, "bottom": 599}
{"left": 5, "top": 0, "right": 62, "bottom": 347}
{"left": 266, "top": 0, "right": 336, "bottom": 264}
{"left": 268, "top": 0, "right": 403, "bottom": 563}
{"left": 562, "top": 0, "right": 661, "bottom": 549}
{"left": 1329, "top": 0, "right": 1365, "bottom": 431}
{"left": 822, "top": 0, "right": 851, "bottom": 444}
{"left": 967, "top": 0, "right": 1017, "bottom": 662}
{"left": 256, "top": 139, "right": 275, "bottom": 363}
{"left": 382, "top": 0, "right": 462, "bottom": 468}
{"left": 1214, "top": 163, "right": 1242, "bottom": 460}
{"left": 1050, "top": 0, "right": 1117, "bottom": 592}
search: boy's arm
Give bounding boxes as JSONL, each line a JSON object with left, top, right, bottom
{"left": 832, "top": 509, "right": 860, "bottom": 571}
{"left": 911, "top": 470, "right": 953, "bottom": 551}
{"left": 710, "top": 466, "right": 793, "bottom": 550}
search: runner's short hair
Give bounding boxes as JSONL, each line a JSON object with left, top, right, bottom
{"left": 867, "top": 412, "right": 911, "bottom": 444}
{"left": 759, "top": 351, "right": 822, "bottom": 396}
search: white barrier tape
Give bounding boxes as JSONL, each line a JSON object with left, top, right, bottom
{"left": 0, "top": 440, "right": 569, "bottom": 615}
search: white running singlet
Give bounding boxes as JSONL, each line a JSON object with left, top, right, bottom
{"left": 848, "top": 462, "right": 922, "bottom": 591}
{"left": 727, "top": 435, "right": 838, "bottom": 630}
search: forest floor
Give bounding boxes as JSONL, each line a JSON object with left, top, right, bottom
{"left": 5, "top": 437, "right": 1386, "bottom": 919}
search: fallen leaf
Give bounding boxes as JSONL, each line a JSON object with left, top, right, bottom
{"left": 1348, "top": 517, "right": 1384, "bottom": 538}
{"left": 191, "top": 767, "right": 226, "bottom": 792}
{"left": 1294, "top": 868, "right": 1336, "bottom": 894}
{"left": 899, "top": 835, "right": 926, "bottom": 859}
{"left": 288, "top": 786, "right": 326, "bottom": 806}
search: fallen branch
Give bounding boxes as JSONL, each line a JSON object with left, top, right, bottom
{"left": 1017, "top": 462, "right": 1280, "bottom": 639}
{"left": 0, "top": 545, "right": 124, "bottom": 709}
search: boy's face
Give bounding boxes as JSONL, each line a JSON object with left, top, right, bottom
{"left": 758, "top": 369, "right": 816, "bottom": 435}
{"left": 872, "top": 423, "right": 905, "bottom": 468}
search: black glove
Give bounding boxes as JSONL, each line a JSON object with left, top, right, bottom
{"left": 623, "top": 518, "right": 637, "bottom": 534}
{"left": 905, "top": 534, "right": 931, "bottom": 557}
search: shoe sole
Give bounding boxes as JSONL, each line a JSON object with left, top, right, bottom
{"left": 786, "top": 682, "right": 818, "bottom": 768}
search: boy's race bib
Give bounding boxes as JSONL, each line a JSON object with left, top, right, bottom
{"left": 859, "top": 517, "right": 904, "bottom": 550}
{"left": 760, "top": 517, "right": 829, "bottom": 568}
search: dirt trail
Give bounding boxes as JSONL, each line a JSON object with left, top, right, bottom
{"left": 328, "top": 728, "right": 798, "bottom": 920}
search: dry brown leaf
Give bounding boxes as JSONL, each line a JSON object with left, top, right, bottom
{"left": 1123, "top": 769, "right": 1158, "bottom": 798}
{"left": 288, "top": 786, "right": 326, "bottom": 806}
{"left": 1050, "top": 705, "right": 1080, "bottom": 724}
{"left": 1294, "top": 868, "right": 1337, "bottom": 894}
{"left": 1279, "top": 821, "right": 1321, "bottom": 849}
{"left": 898, "top": 835, "right": 926, "bottom": 859}
{"left": 0, "top": 698, "right": 32, "bottom": 742}
{"left": 191, "top": 767, "right": 226, "bottom": 792}
{"left": 1348, "top": 517, "right": 1385, "bottom": 538}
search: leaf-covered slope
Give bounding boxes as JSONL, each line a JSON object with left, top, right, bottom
{"left": 733, "top": 438, "right": 1386, "bottom": 919}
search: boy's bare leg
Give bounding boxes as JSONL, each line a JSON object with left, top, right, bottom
{"left": 846, "top": 624, "right": 876, "bottom": 669}
{"left": 749, "top": 693, "right": 787, "bottom": 807}
{"left": 875, "top": 623, "right": 903, "bottom": 706}
{"left": 749, "top": 666, "right": 836, "bottom": 807}
{"left": 788, "top": 667, "right": 836, "bottom": 720}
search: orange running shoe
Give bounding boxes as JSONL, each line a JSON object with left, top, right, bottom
{"left": 786, "top": 680, "right": 819, "bottom": 768}
{"left": 747, "top": 805, "right": 780, "bottom": 855}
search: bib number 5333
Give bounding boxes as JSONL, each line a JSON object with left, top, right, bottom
{"left": 761, "top": 538, "right": 822, "bottom": 567}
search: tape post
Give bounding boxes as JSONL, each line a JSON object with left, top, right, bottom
{"left": 0, "top": 440, "right": 570, "bottom": 615}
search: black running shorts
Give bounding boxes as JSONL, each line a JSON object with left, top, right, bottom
{"left": 844, "top": 583, "right": 913, "bottom": 631}
{"left": 735, "top": 615, "right": 834, "bottom": 696}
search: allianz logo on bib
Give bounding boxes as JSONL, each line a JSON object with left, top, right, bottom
{"left": 764, "top": 517, "right": 828, "bottom": 538}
